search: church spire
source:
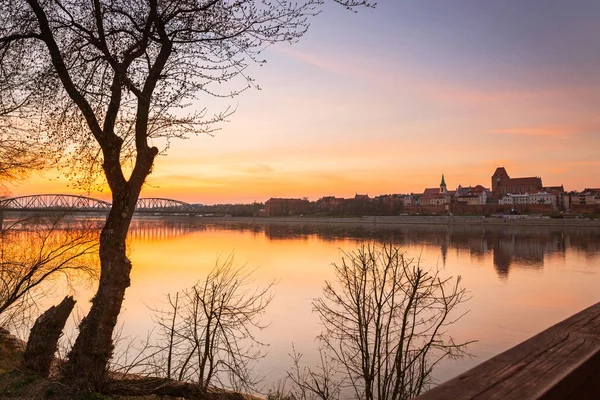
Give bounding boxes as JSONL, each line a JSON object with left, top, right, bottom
{"left": 440, "top": 174, "right": 447, "bottom": 194}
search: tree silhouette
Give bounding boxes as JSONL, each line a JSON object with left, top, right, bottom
{"left": 0, "top": 104, "right": 48, "bottom": 191}
{"left": 312, "top": 245, "right": 471, "bottom": 400}
{"left": 0, "top": 0, "right": 373, "bottom": 390}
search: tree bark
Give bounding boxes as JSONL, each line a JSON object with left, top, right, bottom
{"left": 22, "top": 296, "right": 75, "bottom": 377}
{"left": 62, "top": 141, "right": 156, "bottom": 388}
{"left": 62, "top": 187, "right": 138, "bottom": 389}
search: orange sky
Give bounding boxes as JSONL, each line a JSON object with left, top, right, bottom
{"left": 8, "top": 1, "right": 600, "bottom": 204}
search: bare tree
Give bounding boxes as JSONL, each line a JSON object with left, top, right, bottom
{"left": 309, "top": 245, "right": 471, "bottom": 400}
{"left": 0, "top": 0, "right": 374, "bottom": 388}
{"left": 0, "top": 216, "right": 99, "bottom": 331}
{"left": 0, "top": 133, "right": 47, "bottom": 189}
{"left": 148, "top": 255, "right": 273, "bottom": 393}
{"left": 0, "top": 101, "right": 49, "bottom": 191}
{"left": 0, "top": 57, "right": 52, "bottom": 190}
{"left": 277, "top": 345, "right": 342, "bottom": 400}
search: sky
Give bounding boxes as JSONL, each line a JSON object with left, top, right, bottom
{"left": 11, "top": 0, "right": 600, "bottom": 204}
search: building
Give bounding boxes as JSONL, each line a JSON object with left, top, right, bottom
{"left": 264, "top": 198, "right": 311, "bottom": 216}
{"left": 420, "top": 175, "right": 453, "bottom": 207}
{"left": 491, "top": 167, "right": 543, "bottom": 195}
{"left": 343, "top": 194, "right": 373, "bottom": 215}
{"left": 566, "top": 189, "right": 600, "bottom": 207}
{"left": 316, "top": 196, "right": 345, "bottom": 213}
{"left": 499, "top": 192, "right": 557, "bottom": 210}
{"left": 543, "top": 185, "right": 565, "bottom": 209}
{"left": 561, "top": 189, "right": 600, "bottom": 213}
{"left": 577, "top": 188, "right": 600, "bottom": 205}
{"left": 401, "top": 194, "right": 420, "bottom": 206}
{"left": 455, "top": 184, "right": 489, "bottom": 205}
{"left": 372, "top": 194, "right": 404, "bottom": 214}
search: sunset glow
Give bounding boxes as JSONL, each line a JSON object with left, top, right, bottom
{"left": 10, "top": 0, "right": 600, "bottom": 203}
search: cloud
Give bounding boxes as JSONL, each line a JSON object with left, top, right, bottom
{"left": 548, "top": 168, "right": 567, "bottom": 174}
{"left": 277, "top": 45, "right": 600, "bottom": 115}
{"left": 276, "top": 46, "right": 376, "bottom": 81}
{"left": 489, "top": 127, "right": 573, "bottom": 138}
{"left": 489, "top": 123, "right": 600, "bottom": 139}
{"left": 569, "top": 160, "right": 600, "bottom": 167}
{"left": 227, "top": 164, "right": 274, "bottom": 174}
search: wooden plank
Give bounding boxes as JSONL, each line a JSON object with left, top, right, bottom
{"left": 416, "top": 302, "right": 600, "bottom": 399}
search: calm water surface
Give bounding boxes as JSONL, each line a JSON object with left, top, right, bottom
{"left": 17, "top": 217, "right": 600, "bottom": 391}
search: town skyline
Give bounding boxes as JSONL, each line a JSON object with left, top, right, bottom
{"left": 6, "top": 0, "right": 600, "bottom": 204}
{"left": 6, "top": 165, "right": 598, "bottom": 206}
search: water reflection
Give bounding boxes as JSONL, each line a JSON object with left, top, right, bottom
{"left": 0, "top": 215, "right": 100, "bottom": 333}
{"left": 4, "top": 216, "right": 600, "bottom": 388}
{"left": 128, "top": 219, "right": 600, "bottom": 279}
{"left": 123, "top": 218, "right": 600, "bottom": 385}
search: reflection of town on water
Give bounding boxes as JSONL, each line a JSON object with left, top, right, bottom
{"left": 4, "top": 216, "right": 600, "bottom": 279}
{"left": 126, "top": 218, "right": 600, "bottom": 279}
{"left": 3, "top": 215, "right": 600, "bottom": 387}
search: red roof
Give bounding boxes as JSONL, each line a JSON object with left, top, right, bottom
{"left": 493, "top": 167, "right": 509, "bottom": 177}
{"left": 503, "top": 177, "right": 542, "bottom": 186}
{"left": 423, "top": 188, "right": 440, "bottom": 196}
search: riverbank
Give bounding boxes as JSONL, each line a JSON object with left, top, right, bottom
{"left": 192, "top": 215, "right": 600, "bottom": 228}
{"left": 0, "top": 328, "right": 254, "bottom": 399}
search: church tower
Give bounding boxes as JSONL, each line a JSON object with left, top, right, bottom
{"left": 492, "top": 167, "right": 509, "bottom": 194}
{"left": 440, "top": 174, "right": 447, "bottom": 194}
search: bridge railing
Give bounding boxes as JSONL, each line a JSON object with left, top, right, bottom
{"left": 0, "top": 194, "right": 112, "bottom": 211}
{"left": 134, "top": 197, "right": 195, "bottom": 212}
{"left": 0, "top": 195, "right": 198, "bottom": 213}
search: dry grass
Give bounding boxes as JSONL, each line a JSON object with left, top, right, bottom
{"left": 0, "top": 368, "right": 182, "bottom": 400}
{"left": 0, "top": 328, "right": 24, "bottom": 374}
{"left": 0, "top": 328, "right": 262, "bottom": 399}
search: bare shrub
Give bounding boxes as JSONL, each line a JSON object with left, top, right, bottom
{"left": 278, "top": 345, "right": 342, "bottom": 400}
{"left": 147, "top": 255, "right": 273, "bottom": 392}
{"left": 293, "top": 244, "right": 473, "bottom": 400}
{"left": 0, "top": 215, "right": 99, "bottom": 331}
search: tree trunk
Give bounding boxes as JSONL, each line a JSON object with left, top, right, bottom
{"left": 63, "top": 189, "right": 137, "bottom": 389}
{"left": 22, "top": 296, "right": 75, "bottom": 377}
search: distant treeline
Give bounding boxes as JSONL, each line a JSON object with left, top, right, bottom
{"left": 263, "top": 195, "right": 407, "bottom": 217}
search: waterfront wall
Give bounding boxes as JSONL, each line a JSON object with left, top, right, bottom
{"left": 403, "top": 203, "right": 555, "bottom": 215}
{"left": 200, "top": 215, "right": 600, "bottom": 228}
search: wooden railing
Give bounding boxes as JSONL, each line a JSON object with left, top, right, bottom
{"left": 416, "top": 302, "right": 600, "bottom": 399}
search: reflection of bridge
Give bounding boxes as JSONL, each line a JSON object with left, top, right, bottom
{"left": 0, "top": 194, "right": 198, "bottom": 214}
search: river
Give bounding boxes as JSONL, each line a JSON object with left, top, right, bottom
{"left": 4, "top": 215, "right": 600, "bottom": 394}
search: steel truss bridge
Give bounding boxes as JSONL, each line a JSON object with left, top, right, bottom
{"left": 0, "top": 194, "right": 197, "bottom": 214}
